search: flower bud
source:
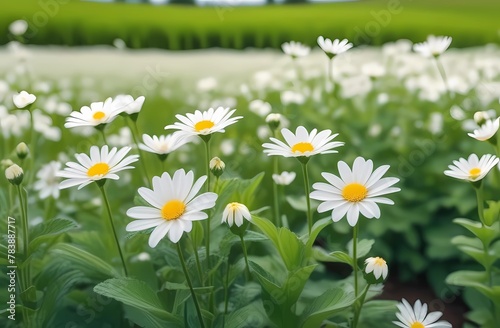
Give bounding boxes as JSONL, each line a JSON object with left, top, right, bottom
{"left": 363, "top": 257, "right": 388, "bottom": 284}
{"left": 266, "top": 113, "right": 281, "bottom": 131}
{"left": 474, "top": 111, "right": 490, "bottom": 126}
{"left": 5, "top": 164, "right": 24, "bottom": 185}
{"left": 16, "top": 142, "right": 29, "bottom": 160}
{"left": 1, "top": 159, "right": 14, "bottom": 170}
{"left": 209, "top": 157, "right": 225, "bottom": 177}
{"left": 12, "top": 91, "right": 36, "bottom": 109}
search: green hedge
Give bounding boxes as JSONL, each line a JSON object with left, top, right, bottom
{"left": 1, "top": 0, "right": 499, "bottom": 49}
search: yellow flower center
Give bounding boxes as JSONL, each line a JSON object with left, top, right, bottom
{"left": 291, "top": 142, "right": 314, "bottom": 153}
{"left": 161, "top": 200, "right": 186, "bottom": 221}
{"left": 469, "top": 167, "right": 481, "bottom": 178}
{"left": 411, "top": 322, "right": 424, "bottom": 328}
{"left": 342, "top": 183, "right": 368, "bottom": 202}
{"left": 374, "top": 257, "right": 386, "bottom": 266}
{"left": 194, "top": 120, "right": 215, "bottom": 132}
{"left": 87, "top": 162, "right": 110, "bottom": 177}
{"left": 93, "top": 111, "right": 106, "bottom": 120}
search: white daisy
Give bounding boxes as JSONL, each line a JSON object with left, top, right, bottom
{"left": 111, "top": 94, "right": 145, "bottom": 115}
{"left": 34, "top": 161, "right": 62, "bottom": 199}
{"left": 444, "top": 154, "right": 499, "bottom": 182}
{"left": 57, "top": 145, "right": 139, "bottom": 190}
{"left": 126, "top": 169, "right": 217, "bottom": 246}
{"left": 413, "top": 35, "right": 452, "bottom": 58}
{"left": 272, "top": 171, "right": 296, "bottom": 186}
{"left": 281, "top": 41, "right": 311, "bottom": 58}
{"left": 164, "top": 106, "right": 242, "bottom": 138}
{"left": 468, "top": 118, "right": 499, "bottom": 141}
{"left": 64, "top": 97, "right": 123, "bottom": 129}
{"left": 364, "top": 257, "right": 388, "bottom": 280}
{"left": 9, "top": 20, "right": 28, "bottom": 36}
{"left": 317, "top": 36, "right": 353, "bottom": 58}
{"left": 393, "top": 299, "right": 451, "bottom": 328}
{"left": 139, "top": 133, "right": 191, "bottom": 156}
{"left": 310, "top": 157, "right": 400, "bottom": 227}
{"left": 262, "top": 126, "right": 343, "bottom": 158}
{"left": 13, "top": 91, "right": 36, "bottom": 109}
{"left": 222, "top": 202, "right": 251, "bottom": 227}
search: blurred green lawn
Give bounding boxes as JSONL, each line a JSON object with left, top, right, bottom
{"left": 1, "top": 0, "right": 499, "bottom": 49}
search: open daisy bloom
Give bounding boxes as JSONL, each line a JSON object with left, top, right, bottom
{"left": 413, "top": 35, "right": 452, "bottom": 58}
{"left": 364, "top": 256, "right": 388, "bottom": 283}
{"left": 393, "top": 299, "right": 451, "bottom": 328}
{"left": 281, "top": 41, "right": 310, "bottom": 58}
{"left": 126, "top": 169, "right": 217, "bottom": 247}
{"left": 310, "top": 157, "right": 400, "bottom": 226}
{"left": 262, "top": 126, "right": 343, "bottom": 161}
{"left": 222, "top": 202, "right": 251, "bottom": 227}
{"left": 57, "top": 145, "right": 139, "bottom": 190}
{"left": 64, "top": 97, "right": 123, "bottom": 129}
{"left": 444, "top": 153, "right": 499, "bottom": 182}
{"left": 317, "top": 36, "right": 353, "bottom": 58}
{"left": 112, "top": 94, "right": 145, "bottom": 117}
{"left": 139, "top": 133, "right": 192, "bottom": 157}
{"left": 468, "top": 117, "right": 499, "bottom": 142}
{"left": 164, "top": 106, "right": 242, "bottom": 139}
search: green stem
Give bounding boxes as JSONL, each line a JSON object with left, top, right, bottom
{"left": 224, "top": 261, "right": 231, "bottom": 316}
{"left": 17, "top": 185, "right": 32, "bottom": 327}
{"left": 28, "top": 110, "right": 36, "bottom": 185}
{"left": 17, "top": 186, "right": 29, "bottom": 258}
{"left": 100, "top": 129, "right": 108, "bottom": 145}
{"left": 190, "top": 235, "right": 204, "bottom": 286}
{"left": 353, "top": 284, "right": 370, "bottom": 328}
{"left": 353, "top": 225, "right": 359, "bottom": 298}
{"left": 176, "top": 242, "right": 206, "bottom": 328}
{"left": 301, "top": 162, "right": 312, "bottom": 235}
{"left": 328, "top": 57, "right": 334, "bottom": 85}
{"left": 130, "top": 120, "right": 152, "bottom": 187}
{"left": 240, "top": 234, "right": 251, "bottom": 281}
{"left": 99, "top": 185, "right": 128, "bottom": 277}
{"left": 434, "top": 57, "right": 453, "bottom": 102}
{"left": 272, "top": 157, "right": 281, "bottom": 227}
{"left": 475, "top": 184, "right": 485, "bottom": 224}
{"left": 203, "top": 139, "right": 212, "bottom": 268}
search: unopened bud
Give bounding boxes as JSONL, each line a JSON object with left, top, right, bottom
{"left": 266, "top": 113, "right": 281, "bottom": 131}
{"left": 16, "top": 142, "right": 29, "bottom": 160}
{"left": 5, "top": 164, "right": 24, "bottom": 185}
{"left": 1, "top": 159, "right": 14, "bottom": 170}
{"left": 363, "top": 256, "right": 388, "bottom": 284}
{"left": 474, "top": 111, "right": 490, "bottom": 126}
{"left": 209, "top": 157, "right": 225, "bottom": 177}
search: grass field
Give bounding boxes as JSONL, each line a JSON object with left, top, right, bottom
{"left": 1, "top": 0, "right": 499, "bottom": 49}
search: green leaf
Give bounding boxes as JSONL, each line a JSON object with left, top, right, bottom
{"left": 224, "top": 301, "right": 269, "bottom": 328}
{"left": 51, "top": 244, "right": 121, "bottom": 278}
{"left": 451, "top": 235, "right": 483, "bottom": 249}
{"left": 303, "top": 217, "right": 331, "bottom": 257}
{"left": 286, "top": 195, "right": 319, "bottom": 213}
{"left": 483, "top": 201, "right": 500, "bottom": 226}
{"left": 29, "top": 217, "right": 79, "bottom": 252}
{"left": 251, "top": 215, "right": 280, "bottom": 250}
{"left": 277, "top": 227, "right": 306, "bottom": 271}
{"left": 358, "top": 300, "right": 398, "bottom": 328}
{"left": 347, "top": 239, "right": 375, "bottom": 259}
{"left": 249, "top": 261, "right": 281, "bottom": 297}
{"left": 312, "top": 247, "right": 353, "bottom": 266}
{"left": 190, "top": 221, "right": 204, "bottom": 247}
{"left": 299, "top": 287, "right": 356, "bottom": 328}
{"left": 446, "top": 270, "right": 500, "bottom": 302}
{"left": 94, "top": 278, "right": 182, "bottom": 326}
{"left": 453, "top": 218, "right": 499, "bottom": 246}
{"left": 283, "top": 265, "right": 317, "bottom": 307}
{"left": 164, "top": 282, "right": 213, "bottom": 294}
